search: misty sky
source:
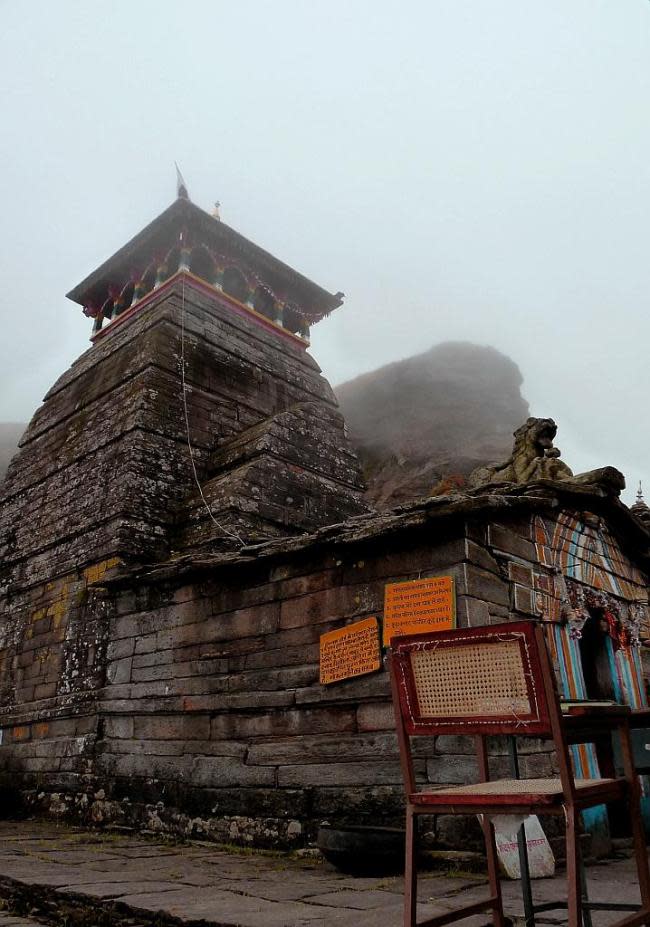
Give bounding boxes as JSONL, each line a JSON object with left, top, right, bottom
{"left": 2, "top": 1, "right": 650, "bottom": 503}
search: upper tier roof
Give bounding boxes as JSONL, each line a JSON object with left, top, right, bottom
{"left": 66, "top": 197, "right": 344, "bottom": 325}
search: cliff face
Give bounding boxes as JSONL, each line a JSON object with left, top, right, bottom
{"left": 0, "top": 424, "right": 24, "bottom": 482}
{"left": 335, "top": 341, "right": 529, "bottom": 509}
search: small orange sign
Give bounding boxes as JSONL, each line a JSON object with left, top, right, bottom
{"left": 383, "top": 575, "right": 455, "bottom": 645}
{"left": 320, "top": 617, "right": 381, "bottom": 685}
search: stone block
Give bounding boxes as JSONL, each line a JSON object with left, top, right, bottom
{"left": 508, "top": 562, "right": 534, "bottom": 585}
{"left": 463, "top": 565, "right": 509, "bottom": 607}
{"left": 309, "top": 784, "right": 404, "bottom": 820}
{"left": 487, "top": 523, "right": 536, "bottom": 561}
{"left": 104, "top": 716, "right": 134, "bottom": 739}
{"left": 220, "top": 691, "right": 295, "bottom": 710}
{"left": 33, "top": 682, "right": 57, "bottom": 700}
{"left": 465, "top": 519, "right": 487, "bottom": 546}
{"left": 106, "top": 657, "right": 132, "bottom": 685}
{"left": 173, "top": 676, "right": 230, "bottom": 696}
{"left": 278, "top": 760, "right": 408, "bottom": 787}
{"left": 210, "top": 707, "right": 357, "bottom": 740}
{"left": 276, "top": 570, "right": 340, "bottom": 599}
{"left": 435, "top": 735, "right": 479, "bottom": 755}
{"left": 454, "top": 595, "right": 490, "bottom": 628}
{"left": 131, "top": 663, "right": 174, "bottom": 683}
{"left": 279, "top": 584, "right": 382, "bottom": 630}
{"left": 464, "top": 540, "right": 500, "bottom": 576}
{"left": 179, "top": 604, "right": 280, "bottom": 646}
{"left": 427, "top": 752, "right": 509, "bottom": 784}
{"left": 106, "top": 637, "right": 135, "bottom": 661}
{"left": 426, "top": 754, "right": 478, "bottom": 784}
{"left": 135, "top": 629, "right": 176, "bottom": 655}
{"left": 356, "top": 702, "right": 395, "bottom": 732}
{"left": 513, "top": 584, "right": 535, "bottom": 615}
{"left": 227, "top": 665, "right": 319, "bottom": 693}
{"left": 294, "top": 671, "right": 389, "bottom": 705}
{"left": 243, "top": 642, "right": 319, "bottom": 670}
{"left": 132, "top": 649, "right": 173, "bottom": 670}
{"left": 488, "top": 604, "right": 510, "bottom": 621}
{"left": 99, "top": 753, "right": 193, "bottom": 780}
{"left": 519, "top": 752, "right": 555, "bottom": 778}
{"left": 133, "top": 714, "right": 210, "bottom": 740}
{"left": 191, "top": 756, "right": 276, "bottom": 788}
{"left": 44, "top": 717, "right": 82, "bottom": 738}
{"left": 341, "top": 539, "right": 466, "bottom": 584}
{"left": 247, "top": 731, "right": 399, "bottom": 766}
{"left": 209, "top": 581, "right": 278, "bottom": 613}
{"left": 172, "top": 657, "right": 229, "bottom": 678}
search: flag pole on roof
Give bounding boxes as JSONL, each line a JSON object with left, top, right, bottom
{"left": 175, "top": 163, "right": 189, "bottom": 200}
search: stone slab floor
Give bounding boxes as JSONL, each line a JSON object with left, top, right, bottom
{"left": 0, "top": 821, "right": 643, "bottom": 927}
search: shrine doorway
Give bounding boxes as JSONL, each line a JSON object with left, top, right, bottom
{"left": 578, "top": 611, "right": 617, "bottom": 702}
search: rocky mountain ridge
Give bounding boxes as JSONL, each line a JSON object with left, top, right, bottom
{"left": 335, "top": 341, "right": 529, "bottom": 509}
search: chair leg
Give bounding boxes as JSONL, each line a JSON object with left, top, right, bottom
{"left": 482, "top": 815, "right": 505, "bottom": 927}
{"left": 404, "top": 805, "right": 417, "bottom": 927}
{"left": 566, "top": 807, "right": 582, "bottom": 927}
{"left": 628, "top": 784, "right": 650, "bottom": 923}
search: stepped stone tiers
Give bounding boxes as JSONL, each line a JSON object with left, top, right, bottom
{"left": 0, "top": 195, "right": 368, "bottom": 829}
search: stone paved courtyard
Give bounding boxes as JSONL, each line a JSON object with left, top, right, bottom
{"left": 0, "top": 820, "right": 643, "bottom": 926}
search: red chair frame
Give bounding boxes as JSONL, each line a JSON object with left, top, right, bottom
{"left": 388, "top": 620, "right": 650, "bottom": 927}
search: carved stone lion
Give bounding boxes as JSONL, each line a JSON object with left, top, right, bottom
{"left": 468, "top": 417, "right": 625, "bottom": 494}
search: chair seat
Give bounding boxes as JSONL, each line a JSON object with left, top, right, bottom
{"left": 411, "top": 776, "right": 622, "bottom": 807}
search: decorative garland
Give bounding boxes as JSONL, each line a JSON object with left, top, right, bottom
{"left": 562, "top": 577, "right": 644, "bottom": 649}
{"left": 83, "top": 236, "right": 326, "bottom": 330}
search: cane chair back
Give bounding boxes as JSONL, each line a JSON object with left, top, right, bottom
{"left": 390, "top": 621, "right": 554, "bottom": 738}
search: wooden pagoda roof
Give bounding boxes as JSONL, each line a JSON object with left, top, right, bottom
{"left": 66, "top": 197, "right": 344, "bottom": 324}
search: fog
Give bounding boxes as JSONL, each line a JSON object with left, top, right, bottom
{"left": 2, "top": 1, "right": 649, "bottom": 502}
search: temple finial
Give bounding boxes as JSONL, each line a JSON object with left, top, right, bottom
{"left": 175, "top": 162, "right": 189, "bottom": 200}
{"left": 630, "top": 480, "right": 650, "bottom": 520}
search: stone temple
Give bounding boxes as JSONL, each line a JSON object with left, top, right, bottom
{"left": 1, "top": 190, "right": 649, "bottom": 855}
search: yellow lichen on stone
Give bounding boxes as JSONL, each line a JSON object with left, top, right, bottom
{"left": 47, "top": 580, "right": 72, "bottom": 629}
{"left": 83, "top": 558, "right": 122, "bottom": 585}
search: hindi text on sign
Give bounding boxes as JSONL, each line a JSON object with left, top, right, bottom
{"left": 383, "top": 575, "right": 455, "bottom": 645}
{"left": 320, "top": 617, "right": 381, "bottom": 685}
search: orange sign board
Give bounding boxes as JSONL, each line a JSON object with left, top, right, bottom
{"left": 383, "top": 575, "right": 455, "bottom": 645}
{"left": 320, "top": 617, "right": 381, "bottom": 685}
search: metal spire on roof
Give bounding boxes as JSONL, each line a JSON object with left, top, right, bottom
{"left": 631, "top": 480, "right": 650, "bottom": 519}
{"left": 175, "top": 162, "right": 189, "bottom": 200}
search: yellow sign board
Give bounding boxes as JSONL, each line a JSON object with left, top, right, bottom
{"left": 383, "top": 575, "right": 455, "bottom": 645}
{"left": 320, "top": 616, "right": 381, "bottom": 685}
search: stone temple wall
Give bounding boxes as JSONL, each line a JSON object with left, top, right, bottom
{"left": 0, "top": 277, "right": 367, "bottom": 829}
{"left": 1, "top": 494, "right": 643, "bottom": 853}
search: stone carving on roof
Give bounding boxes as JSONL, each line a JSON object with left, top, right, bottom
{"left": 468, "top": 417, "right": 625, "bottom": 495}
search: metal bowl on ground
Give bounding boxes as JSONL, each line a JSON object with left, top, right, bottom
{"left": 316, "top": 825, "right": 405, "bottom": 876}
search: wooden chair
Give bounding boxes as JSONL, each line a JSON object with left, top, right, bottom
{"left": 387, "top": 620, "right": 650, "bottom": 927}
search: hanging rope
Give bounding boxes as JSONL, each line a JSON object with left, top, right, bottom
{"left": 178, "top": 238, "right": 244, "bottom": 546}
